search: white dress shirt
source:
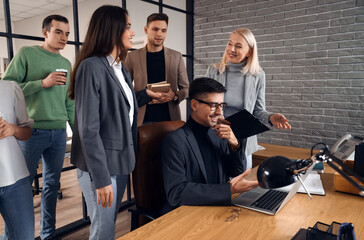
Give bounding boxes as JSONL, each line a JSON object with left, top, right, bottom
{"left": 106, "top": 55, "right": 134, "bottom": 126}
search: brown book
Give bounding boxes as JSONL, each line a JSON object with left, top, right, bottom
{"left": 147, "top": 81, "right": 170, "bottom": 93}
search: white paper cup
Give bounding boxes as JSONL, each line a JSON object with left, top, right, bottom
{"left": 56, "top": 68, "right": 68, "bottom": 86}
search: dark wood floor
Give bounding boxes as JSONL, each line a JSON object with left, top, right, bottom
{"left": 0, "top": 157, "right": 133, "bottom": 239}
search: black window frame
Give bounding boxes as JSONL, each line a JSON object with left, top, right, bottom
{"left": 1, "top": 0, "right": 193, "bottom": 82}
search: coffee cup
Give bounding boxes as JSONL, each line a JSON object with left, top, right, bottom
{"left": 56, "top": 68, "right": 68, "bottom": 86}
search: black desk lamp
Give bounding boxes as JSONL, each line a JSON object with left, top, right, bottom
{"left": 257, "top": 143, "right": 364, "bottom": 197}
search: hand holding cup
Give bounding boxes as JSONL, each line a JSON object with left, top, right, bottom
{"left": 41, "top": 69, "right": 68, "bottom": 88}
{"left": 56, "top": 69, "right": 68, "bottom": 87}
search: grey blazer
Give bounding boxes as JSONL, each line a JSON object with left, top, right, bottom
{"left": 161, "top": 120, "right": 246, "bottom": 208}
{"left": 206, "top": 65, "right": 272, "bottom": 156}
{"left": 71, "top": 56, "right": 149, "bottom": 189}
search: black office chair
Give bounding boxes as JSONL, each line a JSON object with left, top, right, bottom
{"left": 129, "top": 120, "right": 185, "bottom": 231}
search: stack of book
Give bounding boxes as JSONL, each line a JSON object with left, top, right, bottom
{"left": 147, "top": 81, "right": 170, "bottom": 93}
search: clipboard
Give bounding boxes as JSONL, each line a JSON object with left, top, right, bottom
{"left": 225, "top": 109, "right": 270, "bottom": 139}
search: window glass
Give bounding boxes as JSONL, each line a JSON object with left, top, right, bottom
{"left": 0, "top": 1, "right": 5, "bottom": 31}
{"left": 163, "top": 8, "right": 186, "bottom": 55}
{"left": 12, "top": 38, "right": 39, "bottom": 54}
{"left": 9, "top": 0, "right": 75, "bottom": 41}
{"left": 61, "top": 44, "right": 76, "bottom": 66}
{"left": 0, "top": 37, "right": 8, "bottom": 78}
{"left": 126, "top": 0, "right": 159, "bottom": 49}
{"left": 78, "top": 0, "right": 121, "bottom": 43}
{"left": 163, "top": 0, "right": 186, "bottom": 11}
{"left": 0, "top": 19, "right": 5, "bottom": 32}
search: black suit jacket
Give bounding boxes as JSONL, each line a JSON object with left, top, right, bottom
{"left": 71, "top": 56, "right": 150, "bottom": 189}
{"left": 161, "top": 120, "right": 246, "bottom": 208}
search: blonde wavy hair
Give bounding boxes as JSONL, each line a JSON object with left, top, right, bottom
{"left": 215, "top": 28, "right": 261, "bottom": 76}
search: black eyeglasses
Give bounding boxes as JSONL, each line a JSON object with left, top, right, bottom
{"left": 195, "top": 99, "right": 227, "bottom": 111}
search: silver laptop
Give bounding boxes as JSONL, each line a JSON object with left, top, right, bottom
{"left": 232, "top": 164, "right": 314, "bottom": 215}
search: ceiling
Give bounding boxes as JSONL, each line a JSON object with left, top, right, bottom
{"left": 0, "top": 0, "right": 87, "bottom": 22}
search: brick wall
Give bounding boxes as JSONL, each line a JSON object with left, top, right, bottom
{"left": 194, "top": 0, "right": 364, "bottom": 149}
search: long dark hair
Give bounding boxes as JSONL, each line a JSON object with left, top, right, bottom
{"left": 69, "top": 5, "right": 129, "bottom": 99}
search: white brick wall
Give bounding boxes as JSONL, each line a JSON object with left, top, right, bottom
{"left": 194, "top": 0, "right": 364, "bottom": 149}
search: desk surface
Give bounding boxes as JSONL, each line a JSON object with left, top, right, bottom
{"left": 118, "top": 168, "right": 364, "bottom": 240}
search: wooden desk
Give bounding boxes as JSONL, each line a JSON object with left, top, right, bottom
{"left": 118, "top": 169, "right": 364, "bottom": 240}
{"left": 252, "top": 143, "right": 317, "bottom": 167}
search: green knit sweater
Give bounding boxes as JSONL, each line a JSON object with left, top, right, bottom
{"left": 2, "top": 46, "right": 74, "bottom": 130}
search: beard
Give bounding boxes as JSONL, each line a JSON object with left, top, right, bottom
{"left": 151, "top": 39, "right": 164, "bottom": 47}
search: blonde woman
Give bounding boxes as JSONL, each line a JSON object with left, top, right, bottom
{"left": 206, "top": 28, "right": 291, "bottom": 169}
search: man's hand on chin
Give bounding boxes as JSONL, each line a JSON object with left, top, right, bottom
{"left": 212, "top": 118, "right": 240, "bottom": 151}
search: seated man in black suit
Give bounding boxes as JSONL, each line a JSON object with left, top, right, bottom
{"left": 161, "top": 77, "right": 259, "bottom": 210}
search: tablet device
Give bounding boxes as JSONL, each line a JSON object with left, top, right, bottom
{"left": 225, "top": 109, "right": 270, "bottom": 139}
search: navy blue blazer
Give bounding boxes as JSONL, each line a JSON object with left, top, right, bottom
{"left": 71, "top": 56, "right": 150, "bottom": 189}
{"left": 161, "top": 120, "right": 246, "bottom": 208}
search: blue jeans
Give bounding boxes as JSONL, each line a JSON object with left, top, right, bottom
{"left": 0, "top": 177, "right": 34, "bottom": 240}
{"left": 77, "top": 169, "right": 127, "bottom": 240}
{"left": 19, "top": 129, "right": 66, "bottom": 240}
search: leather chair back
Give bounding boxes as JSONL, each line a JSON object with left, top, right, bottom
{"left": 133, "top": 120, "right": 185, "bottom": 212}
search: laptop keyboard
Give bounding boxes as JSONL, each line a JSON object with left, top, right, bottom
{"left": 250, "top": 190, "right": 288, "bottom": 211}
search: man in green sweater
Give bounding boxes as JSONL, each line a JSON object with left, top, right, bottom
{"left": 2, "top": 15, "right": 74, "bottom": 240}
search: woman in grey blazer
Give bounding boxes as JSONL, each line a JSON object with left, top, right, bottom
{"left": 206, "top": 28, "right": 291, "bottom": 169}
{"left": 68, "top": 5, "right": 155, "bottom": 240}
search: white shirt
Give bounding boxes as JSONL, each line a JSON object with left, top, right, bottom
{"left": 0, "top": 81, "right": 34, "bottom": 187}
{"left": 106, "top": 55, "right": 134, "bottom": 126}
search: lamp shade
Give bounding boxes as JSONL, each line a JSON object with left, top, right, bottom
{"left": 257, "top": 156, "right": 296, "bottom": 189}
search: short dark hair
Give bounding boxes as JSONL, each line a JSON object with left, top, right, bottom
{"left": 146, "top": 13, "right": 169, "bottom": 26}
{"left": 42, "top": 15, "right": 69, "bottom": 31}
{"left": 189, "top": 77, "right": 226, "bottom": 100}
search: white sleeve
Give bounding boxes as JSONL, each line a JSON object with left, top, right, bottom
{"left": 13, "top": 83, "right": 34, "bottom": 127}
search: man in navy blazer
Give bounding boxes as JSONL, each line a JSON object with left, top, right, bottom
{"left": 161, "top": 77, "right": 259, "bottom": 210}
